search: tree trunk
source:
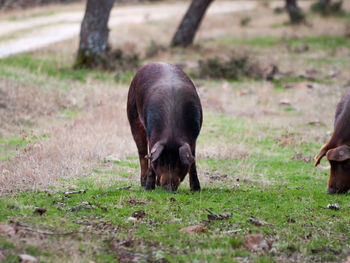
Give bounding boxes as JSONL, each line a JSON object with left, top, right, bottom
{"left": 74, "top": 0, "right": 115, "bottom": 68}
{"left": 286, "top": 0, "right": 305, "bottom": 24}
{"left": 171, "top": 0, "right": 214, "bottom": 47}
{"left": 319, "top": 0, "right": 331, "bottom": 5}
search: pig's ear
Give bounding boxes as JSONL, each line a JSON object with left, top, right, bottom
{"left": 150, "top": 142, "right": 164, "bottom": 163}
{"left": 314, "top": 144, "right": 328, "bottom": 167}
{"left": 179, "top": 144, "right": 194, "bottom": 166}
{"left": 326, "top": 145, "right": 350, "bottom": 162}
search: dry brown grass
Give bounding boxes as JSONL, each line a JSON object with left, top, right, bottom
{"left": 0, "top": 79, "right": 136, "bottom": 195}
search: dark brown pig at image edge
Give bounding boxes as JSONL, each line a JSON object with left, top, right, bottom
{"left": 315, "top": 90, "right": 350, "bottom": 194}
{"left": 127, "top": 62, "right": 202, "bottom": 192}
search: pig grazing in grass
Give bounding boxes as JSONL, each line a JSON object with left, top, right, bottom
{"left": 127, "top": 62, "right": 202, "bottom": 191}
{"left": 315, "top": 90, "right": 350, "bottom": 194}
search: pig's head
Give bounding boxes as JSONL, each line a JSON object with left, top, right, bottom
{"left": 149, "top": 141, "right": 194, "bottom": 191}
{"left": 315, "top": 144, "right": 350, "bottom": 194}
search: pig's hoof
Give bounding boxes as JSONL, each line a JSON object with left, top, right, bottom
{"left": 145, "top": 184, "right": 155, "bottom": 190}
{"left": 191, "top": 186, "right": 201, "bottom": 192}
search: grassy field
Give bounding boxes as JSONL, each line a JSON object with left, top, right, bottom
{"left": 0, "top": 1, "right": 350, "bottom": 262}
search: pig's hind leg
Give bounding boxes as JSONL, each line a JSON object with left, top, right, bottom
{"left": 129, "top": 116, "right": 149, "bottom": 187}
{"left": 189, "top": 145, "right": 201, "bottom": 191}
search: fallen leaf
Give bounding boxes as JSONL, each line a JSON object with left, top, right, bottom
{"left": 71, "top": 204, "right": 94, "bottom": 212}
{"left": 237, "top": 89, "right": 248, "bottom": 96}
{"left": 126, "top": 199, "right": 147, "bottom": 205}
{"left": 33, "top": 207, "right": 47, "bottom": 216}
{"left": 244, "top": 234, "right": 268, "bottom": 252}
{"left": 327, "top": 71, "right": 338, "bottom": 79}
{"left": 247, "top": 217, "right": 273, "bottom": 226}
{"left": 180, "top": 225, "right": 204, "bottom": 234}
{"left": 293, "top": 43, "right": 309, "bottom": 53}
{"left": 116, "top": 186, "right": 132, "bottom": 191}
{"left": 132, "top": 210, "right": 146, "bottom": 219}
{"left": 207, "top": 212, "right": 232, "bottom": 221}
{"left": 0, "top": 224, "right": 15, "bottom": 237}
{"left": 20, "top": 254, "right": 38, "bottom": 263}
{"left": 308, "top": 120, "right": 324, "bottom": 126}
{"left": 209, "top": 173, "right": 228, "bottom": 181}
{"left": 104, "top": 155, "right": 121, "bottom": 163}
{"left": 278, "top": 99, "right": 291, "bottom": 106}
{"left": 327, "top": 203, "right": 340, "bottom": 210}
{"left": 342, "top": 256, "right": 350, "bottom": 263}
{"left": 285, "top": 82, "right": 314, "bottom": 89}
{"left": 110, "top": 239, "right": 146, "bottom": 262}
{"left": 286, "top": 216, "right": 296, "bottom": 223}
{"left": 64, "top": 189, "right": 85, "bottom": 195}
{"left": 266, "top": 65, "right": 293, "bottom": 81}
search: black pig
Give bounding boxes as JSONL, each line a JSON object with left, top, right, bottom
{"left": 314, "top": 90, "right": 350, "bottom": 194}
{"left": 127, "top": 62, "right": 202, "bottom": 191}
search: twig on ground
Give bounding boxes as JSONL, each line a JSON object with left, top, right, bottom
{"left": 10, "top": 221, "right": 108, "bottom": 236}
{"left": 116, "top": 186, "right": 132, "bottom": 190}
{"left": 64, "top": 189, "right": 86, "bottom": 195}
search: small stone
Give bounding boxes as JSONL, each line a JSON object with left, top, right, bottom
{"left": 244, "top": 234, "right": 268, "bottom": 252}
{"left": 132, "top": 210, "right": 146, "bottom": 219}
{"left": 126, "top": 217, "right": 137, "bottom": 222}
{"left": 278, "top": 99, "right": 291, "bottom": 106}
{"left": 20, "top": 254, "right": 38, "bottom": 263}
{"left": 327, "top": 203, "right": 340, "bottom": 210}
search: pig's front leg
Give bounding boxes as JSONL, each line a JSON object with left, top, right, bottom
{"left": 189, "top": 162, "right": 201, "bottom": 191}
{"left": 145, "top": 167, "right": 156, "bottom": 190}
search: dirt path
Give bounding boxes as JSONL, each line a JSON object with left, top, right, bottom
{"left": 0, "top": 1, "right": 258, "bottom": 58}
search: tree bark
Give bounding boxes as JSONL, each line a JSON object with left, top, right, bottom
{"left": 75, "top": 0, "right": 115, "bottom": 68}
{"left": 171, "top": 0, "right": 214, "bottom": 47}
{"left": 286, "top": 0, "right": 305, "bottom": 24}
{"left": 319, "top": 0, "right": 331, "bottom": 5}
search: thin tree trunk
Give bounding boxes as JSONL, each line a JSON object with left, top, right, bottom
{"left": 74, "top": 0, "right": 115, "bottom": 68}
{"left": 286, "top": 0, "right": 305, "bottom": 24}
{"left": 319, "top": 0, "right": 331, "bottom": 5}
{"left": 171, "top": 0, "right": 214, "bottom": 47}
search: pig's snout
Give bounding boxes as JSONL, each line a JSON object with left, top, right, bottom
{"left": 162, "top": 182, "right": 179, "bottom": 192}
{"left": 327, "top": 187, "right": 337, "bottom": 194}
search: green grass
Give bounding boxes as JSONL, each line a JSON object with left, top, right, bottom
{"left": 271, "top": 75, "right": 333, "bottom": 89}
{"left": 306, "top": 57, "right": 349, "bottom": 68}
{"left": 212, "top": 35, "right": 350, "bottom": 50}
{"left": 6, "top": 10, "right": 57, "bottom": 21}
{"left": 59, "top": 109, "right": 80, "bottom": 119}
{"left": 0, "top": 113, "right": 348, "bottom": 262}
{"left": 0, "top": 54, "right": 90, "bottom": 83}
